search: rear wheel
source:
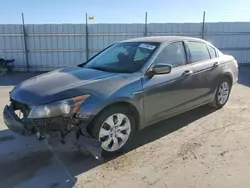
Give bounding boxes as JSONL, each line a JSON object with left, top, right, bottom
{"left": 90, "top": 105, "right": 136, "bottom": 156}
{"left": 211, "top": 77, "right": 232, "bottom": 109}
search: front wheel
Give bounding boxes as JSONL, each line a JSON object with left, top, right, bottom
{"left": 210, "top": 77, "right": 232, "bottom": 109}
{"left": 90, "top": 106, "right": 136, "bottom": 156}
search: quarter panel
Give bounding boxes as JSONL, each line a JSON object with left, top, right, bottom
{"left": 220, "top": 55, "right": 238, "bottom": 84}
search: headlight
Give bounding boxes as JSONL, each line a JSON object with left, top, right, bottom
{"left": 28, "top": 94, "right": 90, "bottom": 119}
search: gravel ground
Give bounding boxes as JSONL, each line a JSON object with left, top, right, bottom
{"left": 0, "top": 67, "right": 249, "bottom": 188}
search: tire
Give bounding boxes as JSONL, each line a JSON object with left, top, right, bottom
{"left": 210, "top": 77, "right": 232, "bottom": 109}
{"left": 90, "top": 105, "right": 136, "bottom": 156}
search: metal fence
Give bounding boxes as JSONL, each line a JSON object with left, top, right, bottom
{"left": 1, "top": 12, "right": 250, "bottom": 71}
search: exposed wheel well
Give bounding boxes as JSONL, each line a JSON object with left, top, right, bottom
{"left": 86, "top": 101, "right": 140, "bottom": 134}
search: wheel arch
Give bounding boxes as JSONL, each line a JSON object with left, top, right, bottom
{"left": 86, "top": 101, "right": 141, "bottom": 134}
{"left": 222, "top": 71, "right": 233, "bottom": 86}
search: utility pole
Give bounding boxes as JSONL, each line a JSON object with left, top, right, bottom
{"left": 201, "top": 11, "right": 206, "bottom": 39}
{"left": 85, "top": 13, "right": 89, "bottom": 61}
{"left": 144, "top": 12, "right": 148, "bottom": 37}
{"left": 22, "top": 13, "right": 30, "bottom": 71}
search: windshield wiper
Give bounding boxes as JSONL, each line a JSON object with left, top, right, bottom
{"left": 88, "top": 66, "right": 131, "bottom": 73}
{"left": 89, "top": 67, "right": 109, "bottom": 72}
{"left": 78, "top": 62, "right": 87, "bottom": 67}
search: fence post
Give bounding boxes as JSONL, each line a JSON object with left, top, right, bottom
{"left": 85, "top": 13, "right": 89, "bottom": 61}
{"left": 144, "top": 12, "right": 148, "bottom": 37}
{"left": 21, "top": 13, "right": 30, "bottom": 71}
{"left": 201, "top": 11, "right": 206, "bottom": 39}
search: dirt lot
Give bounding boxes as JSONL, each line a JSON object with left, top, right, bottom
{"left": 0, "top": 67, "right": 250, "bottom": 188}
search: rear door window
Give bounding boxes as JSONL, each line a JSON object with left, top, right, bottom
{"left": 207, "top": 45, "right": 217, "bottom": 59}
{"left": 188, "top": 42, "right": 210, "bottom": 62}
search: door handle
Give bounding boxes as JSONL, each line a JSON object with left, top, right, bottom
{"left": 183, "top": 70, "right": 193, "bottom": 76}
{"left": 213, "top": 62, "right": 220, "bottom": 67}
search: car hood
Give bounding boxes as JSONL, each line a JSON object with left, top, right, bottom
{"left": 10, "top": 66, "right": 122, "bottom": 105}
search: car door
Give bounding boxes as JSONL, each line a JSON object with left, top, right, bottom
{"left": 142, "top": 41, "right": 198, "bottom": 125}
{"left": 185, "top": 41, "right": 222, "bottom": 104}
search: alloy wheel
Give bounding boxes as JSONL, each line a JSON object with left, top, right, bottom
{"left": 98, "top": 113, "right": 131, "bottom": 152}
{"left": 217, "top": 81, "right": 230, "bottom": 105}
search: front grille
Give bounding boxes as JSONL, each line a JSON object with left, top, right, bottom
{"left": 11, "top": 99, "right": 30, "bottom": 118}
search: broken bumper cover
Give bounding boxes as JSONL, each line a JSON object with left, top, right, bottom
{"left": 78, "top": 136, "right": 103, "bottom": 161}
{"left": 3, "top": 105, "right": 34, "bottom": 135}
{"left": 3, "top": 105, "right": 103, "bottom": 160}
{"left": 3, "top": 104, "right": 78, "bottom": 135}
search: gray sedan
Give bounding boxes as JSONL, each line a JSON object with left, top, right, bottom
{"left": 3, "top": 36, "right": 238, "bottom": 158}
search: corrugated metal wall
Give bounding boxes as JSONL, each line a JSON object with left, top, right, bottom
{"left": 0, "top": 25, "right": 25, "bottom": 70}
{"left": 26, "top": 24, "right": 87, "bottom": 71}
{"left": 0, "top": 22, "right": 250, "bottom": 71}
{"left": 88, "top": 24, "right": 145, "bottom": 58}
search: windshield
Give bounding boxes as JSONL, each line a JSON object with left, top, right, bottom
{"left": 84, "top": 42, "right": 159, "bottom": 73}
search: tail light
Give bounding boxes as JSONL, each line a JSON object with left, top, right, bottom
{"left": 234, "top": 59, "right": 238, "bottom": 67}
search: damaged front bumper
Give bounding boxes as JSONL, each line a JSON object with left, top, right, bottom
{"left": 3, "top": 105, "right": 34, "bottom": 135}
{"left": 3, "top": 104, "right": 103, "bottom": 161}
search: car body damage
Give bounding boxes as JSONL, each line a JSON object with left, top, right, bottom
{"left": 3, "top": 36, "right": 238, "bottom": 160}
{"left": 3, "top": 100, "right": 103, "bottom": 160}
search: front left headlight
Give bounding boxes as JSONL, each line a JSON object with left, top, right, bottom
{"left": 28, "top": 94, "right": 90, "bottom": 119}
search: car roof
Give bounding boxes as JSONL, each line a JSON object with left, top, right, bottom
{"left": 120, "top": 36, "right": 206, "bottom": 43}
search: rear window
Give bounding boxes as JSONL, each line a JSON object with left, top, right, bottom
{"left": 188, "top": 42, "right": 210, "bottom": 62}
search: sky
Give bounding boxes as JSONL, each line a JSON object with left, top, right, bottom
{"left": 0, "top": 0, "right": 249, "bottom": 24}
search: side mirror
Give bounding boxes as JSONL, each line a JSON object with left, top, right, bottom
{"left": 152, "top": 64, "right": 172, "bottom": 75}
